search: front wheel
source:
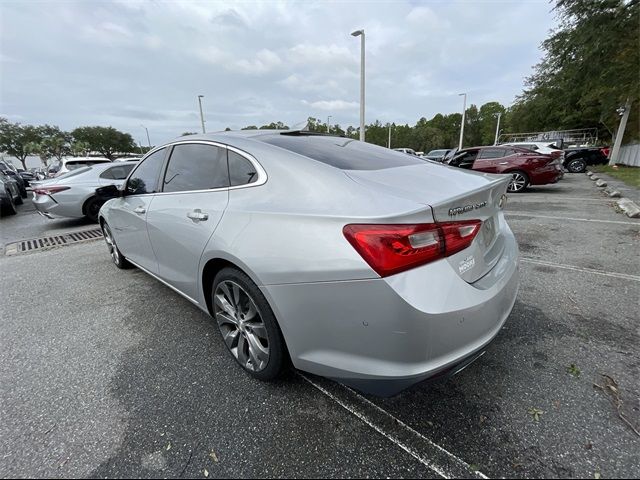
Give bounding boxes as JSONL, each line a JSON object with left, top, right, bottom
{"left": 212, "top": 267, "right": 286, "bottom": 381}
{"left": 101, "top": 222, "right": 132, "bottom": 269}
{"left": 566, "top": 158, "right": 587, "bottom": 173}
{"left": 1, "top": 196, "right": 17, "bottom": 216}
{"left": 507, "top": 171, "right": 530, "bottom": 193}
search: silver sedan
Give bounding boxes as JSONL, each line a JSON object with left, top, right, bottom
{"left": 98, "top": 131, "right": 519, "bottom": 396}
{"left": 32, "top": 161, "right": 137, "bottom": 222}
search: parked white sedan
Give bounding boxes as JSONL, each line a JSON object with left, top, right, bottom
{"left": 32, "top": 161, "right": 137, "bottom": 222}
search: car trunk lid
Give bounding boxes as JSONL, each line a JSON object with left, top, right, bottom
{"left": 345, "top": 163, "right": 511, "bottom": 283}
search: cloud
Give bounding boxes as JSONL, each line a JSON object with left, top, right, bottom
{"left": 0, "top": 0, "right": 556, "bottom": 143}
{"left": 304, "top": 100, "right": 359, "bottom": 111}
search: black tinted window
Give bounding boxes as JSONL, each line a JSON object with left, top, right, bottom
{"left": 478, "top": 148, "right": 506, "bottom": 159}
{"left": 163, "top": 144, "right": 229, "bottom": 193}
{"left": 128, "top": 148, "right": 166, "bottom": 194}
{"left": 228, "top": 151, "right": 258, "bottom": 186}
{"left": 260, "top": 134, "right": 424, "bottom": 170}
{"left": 100, "top": 164, "right": 134, "bottom": 180}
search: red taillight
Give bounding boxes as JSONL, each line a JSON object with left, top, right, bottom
{"left": 33, "top": 185, "right": 70, "bottom": 195}
{"left": 343, "top": 221, "right": 482, "bottom": 277}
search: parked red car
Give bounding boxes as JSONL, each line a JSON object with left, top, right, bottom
{"left": 445, "top": 146, "right": 563, "bottom": 192}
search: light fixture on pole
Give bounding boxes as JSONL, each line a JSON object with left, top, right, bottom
{"left": 197, "top": 95, "right": 206, "bottom": 134}
{"left": 458, "top": 93, "right": 467, "bottom": 150}
{"left": 351, "top": 29, "right": 365, "bottom": 142}
{"left": 327, "top": 115, "right": 332, "bottom": 133}
{"left": 141, "top": 124, "right": 151, "bottom": 148}
{"left": 494, "top": 112, "right": 502, "bottom": 145}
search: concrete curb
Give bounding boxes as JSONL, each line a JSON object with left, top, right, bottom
{"left": 595, "top": 179, "right": 608, "bottom": 187}
{"left": 586, "top": 171, "right": 593, "bottom": 176}
{"left": 617, "top": 198, "right": 640, "bottom": 218}
{"left": 604, "top": 187, "right": 621, "bottom": 198}
{"left": 591, "top": 175, "right": 599, "bottom": 181}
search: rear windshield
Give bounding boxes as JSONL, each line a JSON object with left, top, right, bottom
{"left": 55, "top": 167, "right": 92, "bottom": 179}
{"left": 260, "top": 135, "right": 424, "bottom": 170}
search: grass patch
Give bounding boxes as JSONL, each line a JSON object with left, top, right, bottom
{"left": 591, "top": 165, "right": 640, "bottom": 188}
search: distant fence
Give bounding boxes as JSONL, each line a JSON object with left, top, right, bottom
{"left": 616, "top": 143, "right": 640, "bottom": 167}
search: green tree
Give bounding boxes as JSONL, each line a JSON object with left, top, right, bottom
{"left": 0, "top": 119, "right": 43, "bottom": 169}
{"left": 510, "top": 0, "right": 639, "bottom": 142}
{"left": 71, "top": 126, "right": 136, "bottom": 160}
{"left": 70, "top": 141, "right": 90, "bottom": 157}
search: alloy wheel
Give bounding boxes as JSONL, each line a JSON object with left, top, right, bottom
{"left": 102, "top": 224, "right": 120, "bottom": 265}
{"left": 214, "top": 280, "right": 270, "bottom": 372}
{"left": 568, "top": 159, "right": 586, "bottom": 173}
{"left": 508, "top": 172, "right": 527, "bottom": 192}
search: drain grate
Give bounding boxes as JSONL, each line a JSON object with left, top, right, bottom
{"left": 4, "top": 228, "right": 104, "bottom": 256}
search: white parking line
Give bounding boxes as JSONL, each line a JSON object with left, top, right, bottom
{"left": 299, "top": 373, "right": 489, "bottom": 479}
{"left": 521, "top": 257, "right": 640, "bottom": 282}
{"left": 510, "top": 196, "right": 609, "bottom": 202}
{"left": 506, "top": 213, "right": 639, "bottom": 226}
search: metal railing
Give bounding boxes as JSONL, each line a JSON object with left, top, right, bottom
{"left": 498, "top": 128, "right": 599, "bottom": 147}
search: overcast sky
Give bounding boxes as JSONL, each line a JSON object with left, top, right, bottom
{"left": 1, "top": 0, "right": 556, "bottom": 146}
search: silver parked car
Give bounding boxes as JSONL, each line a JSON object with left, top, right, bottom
{"left": 98, "top": 131, "right": 519, "bottom": 396}
{"left": 32, "top": 161, "right": 137, "bottom": 222}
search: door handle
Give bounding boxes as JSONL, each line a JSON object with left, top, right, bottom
{"left": 499, "top": 162, "right": 509, "bottom": 165}
{"left": 187, "top": 209, "right": 208, "bottom": 221}
{"left": 133, "top": 206, "right": 146, "bottom": 214}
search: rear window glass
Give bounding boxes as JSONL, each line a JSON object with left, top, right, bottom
{"left": 100, "top": 164, "right": 135, "bottom": 180}
{"left": 66, "top": 160, "right": 110, "bottom": 170}
{"left": 53, "top": 167, "right": 92, "bottom": 179}
{"left": 260, "top": 134, "right": 424, "bottom": 170}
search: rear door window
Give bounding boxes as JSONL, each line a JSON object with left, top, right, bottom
{"left": 100, "top": 164, "right": 135, "bottom": 180}
{"left": 478, "top": 148, "right": 506, "bottom": 160}
{"left": 162, "top": 143, "right": 229, "bottom": 193}
{"left": 228, "top": 151, "right": 258, "bottom": 186}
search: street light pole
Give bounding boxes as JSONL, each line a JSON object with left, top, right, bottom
{"left": 141, "top": 124, "right": 151, "bottom": 148}
{"left": 458, "top": 93, "right": 467, "bottom": 150}
{"left": 609, "top": 98, "right": 631, "bottom": 165}
{"left": 327, "top": 115, "right": 332, "bottom": 133}
{"left": 388, "top": 123, "right": 391, "bottom": 148}
{"left": 351, "top": 29, "right": 365, "bottom": 142}
{"left": 494, "top": 112, "right": 502, "bottom": 145}
{"left": 197, "top": 95, "right": 206, "bottom": 134}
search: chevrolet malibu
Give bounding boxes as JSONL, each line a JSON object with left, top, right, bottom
{"left": 98, "top": 131, "right": 519, "bottom": 396}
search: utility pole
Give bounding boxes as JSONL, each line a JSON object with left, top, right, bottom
{"left": 141, "top": 124, "right": 151, "bottom": 148}
{"left": 458, "top": 93, "right": 467, "bottom": 150}
{"left": 351, "top": 29, "right": 365, "bottom": 141}
{"left": 198, "top": 95, "right": 206, "bottom": 133}
{"left": 388, "top": 124, "right": 391, "bottom": 148}
{"left": 609, "top": 98, "right": 631, "bottom": 165}
{"left": 494, "top": 113, "right": 502, "bottom": 145}
{"left": 327, "top": 115, "right": 332, "bottom": 133}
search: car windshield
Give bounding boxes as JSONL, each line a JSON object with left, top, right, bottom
{"left": 260, "top": 134, "right": 425, "bottom": 170}
{"left": 428, "top": 150, "right": 447, "bottom": 156}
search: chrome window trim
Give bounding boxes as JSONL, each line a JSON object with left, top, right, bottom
{"left": 126, "top": 140, "right": 267, "bottom": 197}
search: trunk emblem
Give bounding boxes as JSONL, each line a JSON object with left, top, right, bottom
{"left": 448, "top": 201, "right": 487, "bottom": 216}
{"left": 459, "top": 255, "right": 476, "bottom": 274}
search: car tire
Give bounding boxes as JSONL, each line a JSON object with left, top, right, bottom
{"left": 566, "top": 158, "right": 587, "bottom": 173}
{"left": 19, "top": 187, "right": 27, "bottom": 198}
{"left": 507, "top": 170, "right": 529, "bottom": 193}
{"left": 1, "top": 196, "right": 17, "bottom": 216}
{"left": 15, "top": 194, "right": 23, "bottom": 205}
{"left": 212, "top": 267, "right": 287, "bottom": 381}
{"left": 101, "top": 221, "right": 133, "bottom": 269}
{"left": 84, "top": 196, "right": 103, "bottom": 223}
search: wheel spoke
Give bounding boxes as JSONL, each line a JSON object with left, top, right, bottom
{"left": 243, "top": 301, "right": 257, "bottom": 321}
{"left": 232, "top": 283, "right": 241, "bottom": 308}
{"left": 236, "top": 334, "right": 249, "bottom": 367}
{"left": 221, "top": 327, "right": 239, "bottom": 349}
{"left": 246, "top": 332, "right": 269, "bottom": 364}
{"left": 215, "top": 292, "right": 236, "bottom": 317}
{"left": 245, "top": 321, "right": 268, "bottom": 340}
{"left": 216, "top": 311, "right": 238, "bottom": 327}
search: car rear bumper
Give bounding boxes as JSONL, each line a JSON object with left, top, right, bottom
{"left": 261, "top": 223, "right": 520, "bottom": 396}
{"left": 530, "top": 165, "right": 563, "bottom": 185}
{"left": 31, "top": 193, "right": 83, "bottom": 218}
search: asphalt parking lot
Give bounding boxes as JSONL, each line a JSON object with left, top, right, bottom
{"left": 1, "top": 173, "right": 638, "bottom": 479}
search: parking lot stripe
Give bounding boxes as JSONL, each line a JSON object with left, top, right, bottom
{"left": 506, "top": 213, "right": 639, "bottom": 226}
{"left": 521, "top": 257, "right": 640, "bottom": 282}
{"left": 300, "top": 373, "right": 489, "bottom": 479}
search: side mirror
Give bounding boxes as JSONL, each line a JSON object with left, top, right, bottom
{"left": 95, "top": 184, "right": 123, "bottom": 200}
